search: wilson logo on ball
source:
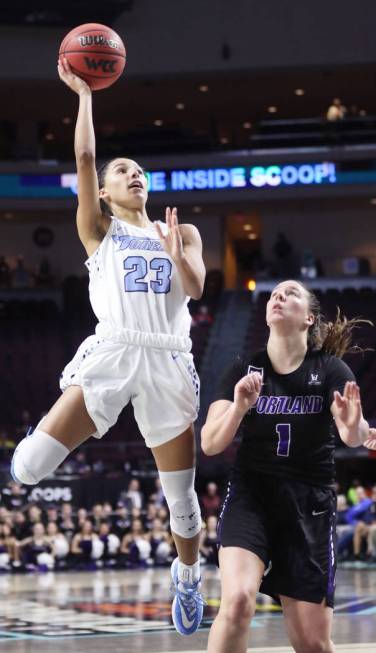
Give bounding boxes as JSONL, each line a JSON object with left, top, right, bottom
{"left": 84, "top": 58, "right": 118, "bottom": 72}
{"left": 59, "top": 22, "right": 126, "bottom": 90}
{"left": 79, "top": 35, "right": 119, "bottom": 49}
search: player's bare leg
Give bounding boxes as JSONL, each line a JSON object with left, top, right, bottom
{"left": 281, "top": 596, "right": 335, "bottom": 653}
{"left": 39, "top": 385, "right": 97, "bottom": 449}
{"left": 207, "top": 547, "right": 264, "bottom": 653}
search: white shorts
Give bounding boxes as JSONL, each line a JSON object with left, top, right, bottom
{"left": 59, "top": 323, "right": 200, "bottom": 448}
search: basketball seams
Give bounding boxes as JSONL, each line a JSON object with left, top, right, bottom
{"left": 59, "top": 50, "right": 126, "bottom": 60}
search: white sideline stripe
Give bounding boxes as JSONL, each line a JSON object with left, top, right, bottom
{"left": 164, "top": 644, "right": 376, "bottom": 653}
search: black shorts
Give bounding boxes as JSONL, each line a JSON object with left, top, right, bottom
{"left": 217, "top": 470, "right": 337, "bottom": 608}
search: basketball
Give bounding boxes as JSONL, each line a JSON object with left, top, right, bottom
{"left": 59, "top": 23, "right": 126, "bottom": 91}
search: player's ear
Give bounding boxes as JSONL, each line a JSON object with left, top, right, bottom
{"left": 99, "top": 187, "right": 108, "bottom": 200}
{"left": 306, "top": 312, "right": 315, "bottom": 327}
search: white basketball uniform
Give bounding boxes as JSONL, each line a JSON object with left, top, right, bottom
{"left": 60, "top": 216, "right": 200, "bottom": 447}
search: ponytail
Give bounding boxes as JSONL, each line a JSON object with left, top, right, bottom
{"left": 308, "top": 306, "right": 372, "bottom": 358}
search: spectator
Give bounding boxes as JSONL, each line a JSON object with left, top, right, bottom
{"left": 26, "top": 505, "right": 43, "bottom": 535}
{"left": 98, "top": 521, "right": 121, "bottom": 566}
{"left": 12, "top": 511, "right": 29, "bottom": 541}
{"left": 113, "top": 504, "right": 131, "bottom": 538}
{"left": 149, "top": 477, "right": 166, "bottom": 508}
{"left": 59, "top": 509, "right": 76, "bottom": 542}
{"left": 19, "top": 522, "right": 55, "bottom": 571}
{"left": 119, "top": 479, "right": 144, "bottom": 511}
{"left": 71, "top": 519, "right": 103, "bottom": 568}
{"left": 102, "top": 502, "right": 114, "bottom": 522}
{"left": 336, "top": 494, "right": 354, "bottom": 561}
{"left": 338, "top": 486, "right": 373, "bottom": 560}
{"left": 346, "top": 487, "right": 373, "bottom": 525}
{"left": 0, "top": 506, "right": 10, "bottom": 525}
{"left": 61, "top": 451, "right": 91, "bottom": 477}
{"left": 120, "top": 518, "right": 151, "bottom": 567}
{"left": 46, "top": 522, "right": 69, "bottom": 567}
{"left": 0, "top": 523, "right": 20, "bottom": 570}
{"left": 76, "top": 508, "right": 88, "bottom": 527}
{"left": 45, "top": 506, "right": 59, "bottom": 525}
{"left": 326, "top": 98, "right": 347, "bottom": 121}
{"left": 156, "top": 505, "right": 169, "bottom": 530}
{"left": 144, "top": 502, "right": 158, "bottom": 530}
{"left": 347, "top": 479, "right": 362, "bottom": 506}
{"left": 91, "top": 503, "right": 104, "bottom": 531}
{"left": 147, "top": 517, "right": 173, "bottom": 565}
{"left": 201, "top": 482, "right": 221, "bottom": 519}
{"left": 1, "top": 481, "right": 27, "bottom": 512}
{"left": 200, "top": 515, "right": 218, "bottom": 565}
{"left": 353, "top": 485, "right": 376, "bottom": 561}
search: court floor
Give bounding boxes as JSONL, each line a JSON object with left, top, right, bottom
{"left": 0, "top": 566, "right": 375, "bottom": 652}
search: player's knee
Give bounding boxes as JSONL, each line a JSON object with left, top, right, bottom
{"left": 293, "top": 634, "right": 331, "bottom": 653}
{"left": 11, "top": 429, "right": 69, "bottom": 485}
{"left": 158, "top": 468, "right": 201, "bottom": 539}
{"left": 169, "top": 490, "right": 201, "bottom": 538}
{"left": 221, "top": 588, "right": 256, "bottom": 625}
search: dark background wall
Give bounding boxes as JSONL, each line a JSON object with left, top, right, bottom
{"left": 1, "top": 0, "right": 376, "bottom": 80}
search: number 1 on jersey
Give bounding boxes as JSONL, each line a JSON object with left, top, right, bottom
{"left": 276, "top": 423, "right": 291, "bottom": 457}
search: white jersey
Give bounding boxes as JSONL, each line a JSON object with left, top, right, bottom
{"left": 85, "top": 216, "right": 191, "bottom": 341}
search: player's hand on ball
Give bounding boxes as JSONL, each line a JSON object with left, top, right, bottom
{"left": 58, "top": 56, "right": 91, "bottom": 95}
{"left": 155, "top": 207, "right": 184, "bottom": 263}
{"left": 233, "top": 372, "right": 262, "bottom": 417}
{"left": 363, "top": 427, "right": 376, "bottom": 451}
{"left": 332, "top": 382, "right": 363, "bottom": 433}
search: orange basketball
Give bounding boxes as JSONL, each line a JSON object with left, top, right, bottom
{"left": 59, "top": 23, "right": 126, "bottom": 91}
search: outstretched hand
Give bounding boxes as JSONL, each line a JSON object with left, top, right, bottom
{"left": 57, "top": 56, "right": 91, "bottom": 95}
{"left": 332, "top": 381, "right": 363, "bottom": 434}
{"left": 155, "top": 207, "right": 184, "bottom": 263}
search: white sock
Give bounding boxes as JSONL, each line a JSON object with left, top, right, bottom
{"left": 178, "top": 559, "right": 200, "bottom": 584}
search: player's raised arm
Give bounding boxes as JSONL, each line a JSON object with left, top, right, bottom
{"left": 57, "top": 57, "right": 109, "bottom": 255}
{"left": 201, "top": 372, "right": 262, "bottom": 456}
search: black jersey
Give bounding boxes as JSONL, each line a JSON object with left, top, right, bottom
{"left": 214, "top": 349, "right": 355, "bottom": 488}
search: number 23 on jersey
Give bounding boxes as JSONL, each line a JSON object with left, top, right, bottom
{"left": 123, "top": 255, "right": 172, "bottom": 294}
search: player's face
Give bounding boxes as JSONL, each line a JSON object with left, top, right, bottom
{"left": 100, "top": 158, "right": 148, "bottom": 210}
{"left": 266, "top": 280, "right": 314, "bottom": 331}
